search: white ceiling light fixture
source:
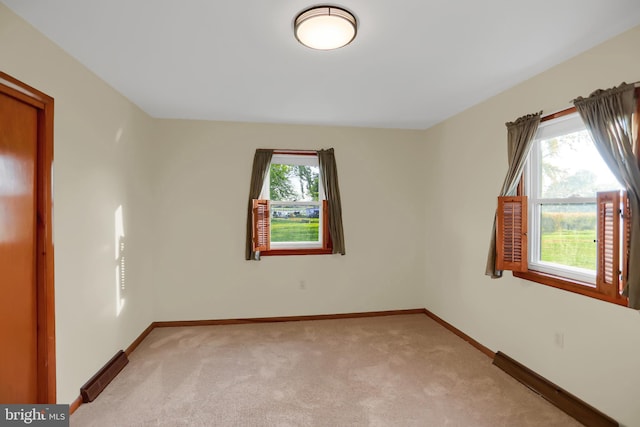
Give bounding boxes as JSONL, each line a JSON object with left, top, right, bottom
{"left": 294, "top": 6, "right": 357, "bottom": 50}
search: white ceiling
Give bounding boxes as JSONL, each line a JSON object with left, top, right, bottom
{"left": 3, "top": 1, "right": 640, "bottom": 129}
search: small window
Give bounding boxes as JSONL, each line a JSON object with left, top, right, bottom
{"left": 253, "top": 152, "right": 332, "bottom": 256}
{"left": 264, "top": 154, "right": 324, "bottom": 249}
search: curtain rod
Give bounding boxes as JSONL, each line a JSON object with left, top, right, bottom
{"left": 543, "top": 81, "right": 640, "bottom": 121}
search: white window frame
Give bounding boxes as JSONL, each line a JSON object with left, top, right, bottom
{"left": 526, "top": 113, "right": 604, "bottom": 285}
{"left": 261, "top": 153, "right": 324, "bottom": 250}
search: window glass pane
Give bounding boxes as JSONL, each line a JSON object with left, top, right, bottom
{"left": 539, "top": 203, "right": 596, "bottom": 271}
{"left": 269, "top": 164, "right": 320, "bottom": 202}
{"left": 539, "top": 130, "right": 622, "bottom": 198}
{"left": 270, "top": 204, "right": 320, "bottom": 243}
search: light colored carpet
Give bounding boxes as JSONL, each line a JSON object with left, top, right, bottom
{"left": 71, "top": 314, "right": 581, "bottom": 426}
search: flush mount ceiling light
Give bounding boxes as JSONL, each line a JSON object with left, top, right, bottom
{"left": 294, "top": 6, "right": 357, "bottom": 50}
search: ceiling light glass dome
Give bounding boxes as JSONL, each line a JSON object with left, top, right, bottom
{"left": 294, "top": 6, "right": 357, "bottom": 50}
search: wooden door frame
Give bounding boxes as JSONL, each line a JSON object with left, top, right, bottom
{"left": 0, "top": 72, "right": 56, "bottom": 403}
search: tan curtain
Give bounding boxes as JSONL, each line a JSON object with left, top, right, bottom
{"left": 485, "top": 112, "right": 542, "bottom": 278}
{"left": 245, "top": 149, "right": 273, "bottom": 260}
{"left": 573, "top": 83, "right": 640, "bottom": 308}
{"left": 318, "top": 148, "right": 346, "bottom": 255}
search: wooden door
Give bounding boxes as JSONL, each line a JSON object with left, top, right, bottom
{"left": 0, "top": 73, "right": 55, "bottom": 404}
{"left": 0, "top": 91, "right": 38, "bottom": 403}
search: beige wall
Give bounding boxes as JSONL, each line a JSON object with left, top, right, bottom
{"left": 3, "top": 2, "right": 640, "bottom": 424}
{"left": 1, "top": 2, "right": 426, "bottom": 404}
{"left": 0, "top": 5, "right": 155, "bottom": 404}
{"left": 150, "top": 120, "right": 427, "bottom": 321}
{"left": 423, "top": 26, "right": 640, "bottom": 425}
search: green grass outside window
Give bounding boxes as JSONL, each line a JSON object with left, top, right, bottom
{"left": 271, "top": 218, "right": 319, "bottom": 242}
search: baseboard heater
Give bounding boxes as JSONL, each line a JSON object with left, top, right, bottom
{"left": 493, "top": 351, "right": 617, "bottom": 427}
{"left": 80, "top": 350, "right": 129, "bottom": 402}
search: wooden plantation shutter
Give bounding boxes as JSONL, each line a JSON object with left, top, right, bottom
{"left": 596, "top": 191, "right": 621, "bottom": 297}
{"left": 621, "top": 192, "right": 631, "bottom": 295}
{"left": 322, "top": 200, "right": 332, "bottom": 250}
{"left": 496, "top": 196, "right": 528, "bottom": 272}
{"left": 252, "top": 199, "right": 270, "bottom": 252}
{"left": 596, "top": 190, "right": 631, "bottom": 298}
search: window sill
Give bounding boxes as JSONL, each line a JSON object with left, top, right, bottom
{"left": 513, "top": 270, "right": 628, "bottom": 307}
{"left": 261, "top": 248, "right": 333, "bottom": 256}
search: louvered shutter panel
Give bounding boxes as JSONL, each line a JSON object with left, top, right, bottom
{"left": 252, "top": 199, "right": 270, "bottom": 252}
{"left": 621, "top": 192, "right": 630, "bottom": 295}
{"left": 496, "top": 196, "right": 528, "bottom": 272}
{"left": 596, "top": 191, "right": 620, "bottom": 297}
{"left": 322, "top": 199, "right": 332, "bottom": 250}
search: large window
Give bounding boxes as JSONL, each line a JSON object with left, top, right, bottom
{"left": 495, "top": 111, "right": 633, "bottom": 305}
{"left": 493, "top": 85, "right": 640, "bottom": 307}
{"left": 526, "top": 113, "right": 624, "bottom": 284}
